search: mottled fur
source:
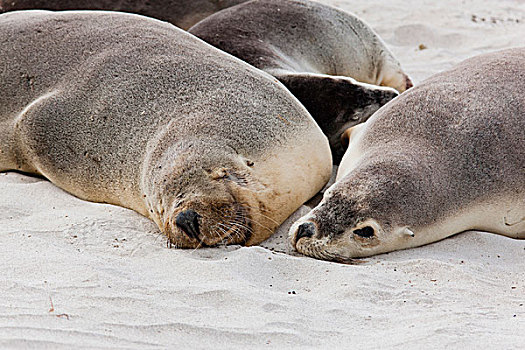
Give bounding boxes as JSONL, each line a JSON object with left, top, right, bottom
{"left": 0, "top": 0, "right": 248, "bottom": 29}
{"left": 291, "top": 48, "right": 525, "bottom": 260}
{"left": 0, "top": 11, "right": 332, "bottom": 248}
{"left": 189, "top": 0, "right": 411, "bottom": 163}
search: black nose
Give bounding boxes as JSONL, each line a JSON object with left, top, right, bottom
{"left": 176, "top": 209, "right": 201, "bottom": 240}
{"left": 296, "top": 222, "right": 316, "bottom": 241}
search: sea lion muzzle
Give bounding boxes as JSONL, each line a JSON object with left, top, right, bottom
{"left": 175, "top": 209, "right": 202, "bottom": 240}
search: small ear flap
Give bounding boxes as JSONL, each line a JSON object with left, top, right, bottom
{"left": 400, "top": 227, "right": 415, "bottom": 238}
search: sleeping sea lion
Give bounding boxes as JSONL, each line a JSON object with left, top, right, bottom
{"left": 0, "top": 10, "right": 332, "bottom": 248}
{"left": 290, "top": 48, "right": 525, "bottom": 261}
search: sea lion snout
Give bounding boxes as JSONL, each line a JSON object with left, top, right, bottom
{"left": 379, "top": 65, "right": 414, "bottom": 93}
{"left": 404, "top": 75, "right": 414, "bottom": 90}
{"left": 291, "top": 220, "right": 318, "bottom": 248}
{"left": 296, "top": 222, "right": 316, "bottom": 240}
{"left": 175, "top": 209, "right": 202, "bottom": 240}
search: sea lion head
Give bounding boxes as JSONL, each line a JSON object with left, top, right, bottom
{"left": 328, "top": 80, "right": 399, "bottom": 163}
{"left": 376, "top": 51, "right": 414, "bottom": 93}
{"left": 289, "top": 158, "right": 420, "bottom": 262}
{"left": 142, "top": 138, "right": 280, "bottom": 248}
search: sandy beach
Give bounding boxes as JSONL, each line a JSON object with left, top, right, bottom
{"left": 1, "top": 0, "right": 524, "bottom": 348}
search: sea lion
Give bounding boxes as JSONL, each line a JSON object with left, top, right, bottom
{"left": 0, "top": 10, "right": 332, "bottom": 248}
{"left": 0, "top": 0, "right": 248, "bottom": 29}
{"left": 289, "top": 48, "right": 525, "bottom": 261}
{"left": 189, "top": 0, "right": 411, "bottom": 163}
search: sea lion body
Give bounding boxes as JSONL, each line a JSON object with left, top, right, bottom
{"left": 290, "top": 48, "right": 525, "bottom": 261}
{"left": 0, "top": 10, "right": 332, "bottom": 248}
{"left": 0, "top": 0, "right": 248, "bottom": 29}
{"left": 189, "top": 0, "right": 411, "bottom": 162}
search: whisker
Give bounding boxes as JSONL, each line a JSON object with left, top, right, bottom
{"left": 218, "top": 222, "right": 245, "bottom": 244}
{"left": 217, "top": 226, "right": 228, "bottom": 237}
{"left": 229, "top": 221, "right": 252, "bottom": 241}
{"left": 215, "top": 224, "right": 232, "bottom": 246}
{"left": 211, "top": 226, "right": 223, "bottom": 240}
{"left": 210, "top": 200, "right": 281, "bottom": 226}
{"left": 219, "top": 222, "right": 241, "bottom": 244}
{"left": 212, "top": 199, "right": 276, "bottom": 214}
{"left": 239, "top": 207, "right": 280, "bottom": 226}
{"left": 223, "top": 220, "right": 246, "bottom": 242}
{"left": 231, "top": 222, "right": 252, "bottom": 236}
{"left": 229, "top": 210, "right": 274, "bottom": 236}
{"left": 189, "top": 239, "right": 204, "bottom": 254}
{"left": 218, "top": 222, "right": 238, "bottom": 236}
{"left": 237, "top": 215, "right": 274, "bottom": 234}
{"left": 215, "top": 227, "right": 231, "bottom": 247}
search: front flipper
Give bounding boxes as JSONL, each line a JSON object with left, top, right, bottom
{"left": 275, "top": 72, "right": 398, "bottom": 164}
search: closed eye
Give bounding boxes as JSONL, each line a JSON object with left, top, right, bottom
{"left": 216, "top": 170, "right": 249, "bottom": 187}
{"left": 226, "top": 172, "right": 249, "bottom": 186}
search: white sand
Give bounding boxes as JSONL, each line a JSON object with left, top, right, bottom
{"left": 1, "top": 0, "right": 524, "bottom": 348}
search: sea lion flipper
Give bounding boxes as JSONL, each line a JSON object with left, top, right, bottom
{"left": 275, "top": 71, "right": 398, "bottom": 163}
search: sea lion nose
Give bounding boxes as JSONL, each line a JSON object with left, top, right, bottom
{"left": 296, "top": 222, "right": 316, "bottom": 241}
{"left": 405, "top": 75, "right": 414, "bottom": 90}
{"left": 176, "top": 209, "right": 201, "bottom": 240}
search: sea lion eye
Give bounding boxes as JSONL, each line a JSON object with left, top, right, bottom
{"left": 353, "top": 226, "right": 375, "bottom": 238}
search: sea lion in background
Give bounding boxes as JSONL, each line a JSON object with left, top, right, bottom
{"left": 0, "top": 0, "right": 248, "bottom": 29}
{"left": 189, "top": 0, "right": 411, "bottom": 163}
{"left": 0, "top": 10, "right": 332, "bottom": 248}
{"left": 290, "top": 48, "right": 525, "bottom": 262}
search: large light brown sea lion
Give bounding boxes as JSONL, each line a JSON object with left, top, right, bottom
{"left": 189, "top": 0, "right": 412, "bottom": 163}
{"left": 0, "top": 10, "right": 332, "bottom": 248}
{"left": 0, "top": 0, "right": 248, "bottom": 29}
{"left": 290, "top": 48, "right": 525, "bottom": 262}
